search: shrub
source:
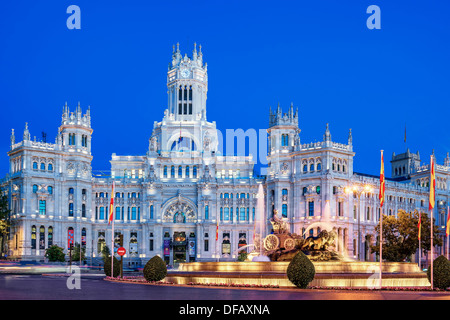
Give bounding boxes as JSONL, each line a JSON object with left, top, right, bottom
{"left": 286, "top": 251, "right": 315, "bottom": 289}
{"left": 45, "top": 245, "right": 66, "bottom": 262}
{"left": 104, "top": 256, "right": 121, "bottom": 278}
{"left": 427, "top": 255, "right": 450, "bottom": 290}
{"left": 143, "top": 255, "right": 167, "bottom": 282}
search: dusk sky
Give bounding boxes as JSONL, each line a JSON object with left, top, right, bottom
{"left": 1, "top": 1, "right": 449, "bottom": 177}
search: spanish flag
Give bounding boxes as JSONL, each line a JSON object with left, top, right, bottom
{"left": 429, "top": 156, "right": 436, "bottom": 211}
{"left": 379, "top": 150, "right": 385, "bottom": 208}
{"left": 446, "top": 206, "right": 450, "bottom": 237}
{"left": 108, "top": 181, "right": 115, "bottom": 225}
{"left": 418, "top": 212, "right": 422, "bottom": 240}
{"left": 215, "top": 218, "right": 219, "bottom": 241}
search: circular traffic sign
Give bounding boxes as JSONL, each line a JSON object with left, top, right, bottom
{"left": 117, "top": 247, "right": 126, "bottom": 256}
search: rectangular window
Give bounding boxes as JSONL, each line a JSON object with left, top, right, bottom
{"left": 39, "top": 200, "right": 46, "bottom": 215}
{"left": 205, "top": 205, "right": 209, "bottom": 220}
{"left": 308, "top": 201, "right": 314, "bottom": 217}
{"left": 204, "top": 239, "right": 209, "bottom": 252}
{"left": 149, "top": 239, "right": 154, "bottom": 251}
{"left": 282, "top": 204, "right": 287, "bottom": 218}
{"left": 99, "top": 207, "right": 105, "bottom": 220}
{"left": 189, "top": 103, "right": 192, "bottom": 114}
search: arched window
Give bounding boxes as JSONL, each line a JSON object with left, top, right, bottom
{"left": 69, "top": 203, "right": 74, "bottom": 217}
{"left": 48, "top": 163, "right": 53, "bottom": 171}
{"left": 171, "top": 166, "right": 175, "bottom": 178}
{"left": 317, "top": 163, "right": 322, "bottom": 171}
{"left": 178, "top": 166, "right": 183, "bottom": 177}
{"left": 69, "top": 188, "right": 74, "bottom": 195}
{"left": 31, "top": 225, "right": 37, "bottom": 249}
{"left": 33, "top": 184, "right": 38, "bottom": 193}
{"left": 81, "top": 228, "right": 86, "bottom": 247}
{"left": 48, "top": 226, "right": 53, "bottom": 247}
{"left": 33, "top": 162, "right": 38, "bottom": 170}
{"left": 40, "top": 163, "right": 45, "bottom": 171}
{"left": 39, "top": 226, "right": 45, "bottom": 249}
{"left": 193, "top": 166, "right": 197, "bottom": 178}
{"left": 310, "top": 164, "right": 314, "bottom": 172}
{"left": 163, "top": 166, "right": 168, "bottom": 178}
{"left": 185, "top": 166, "right": 190, "bottom": 177}
{"left": 303, "top": 164, "right": 308, "bottom": 172}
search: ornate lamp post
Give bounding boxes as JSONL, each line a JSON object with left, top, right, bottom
{"left": 345, "top": 184, "right": 373, "bottom": 261}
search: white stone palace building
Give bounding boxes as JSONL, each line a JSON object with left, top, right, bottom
{"left": 2, "top": 44, "right": 449, "bottom": 265}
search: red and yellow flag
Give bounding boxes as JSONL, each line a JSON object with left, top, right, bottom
{"left": 429, "top": 156, "right": 436, "bottom": 211}
{"left": 418, "top": 212, "right": 422, "bottom": 240}
{"left": 108, "top": 182, "right": 115, "bottom": 225}
{"left": 446, "top": 206, "right": 450, "bottom": 237}
{"left": 215, "top": 218, "right": 219, "bottom": 241}
{"left": 379, "top": 150, "right": 385, "bottom": 208}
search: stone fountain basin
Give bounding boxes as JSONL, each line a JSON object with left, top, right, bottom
{"left": 165, "top": 261, "right": 430, "bottom": 288}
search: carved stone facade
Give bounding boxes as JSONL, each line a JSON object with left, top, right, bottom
{"left": 3, "top": 45, "right": 450, "bottom": 265}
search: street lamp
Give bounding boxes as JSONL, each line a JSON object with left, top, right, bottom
{"left": 345, "top": 183, "right": 373, "bottom": 261}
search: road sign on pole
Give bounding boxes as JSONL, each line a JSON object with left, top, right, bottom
{"left": 117, "top": 247, "right": 126, "bottom": 256}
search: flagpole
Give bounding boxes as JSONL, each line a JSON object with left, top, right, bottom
{"left": 109, "top": 181, "right": 115, "bottom": 278}
{"left": 379, "top": 150, "right": 385, "bottom": 289}
{"left": 447, "top": 206, "right": 449, "bottom": 260}
{"left": 418, "top": 211, "right": 421, "bottom": 270}
{"left": 111, "top": 209, "right": 114, "bottom": 278}
{"left": 429, "top": 155, "right": 434, "bottom": 290}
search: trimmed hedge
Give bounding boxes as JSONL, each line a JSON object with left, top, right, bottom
{"left": 286, "top": 251, "right": 315, "bottom": 289}
{"left": 104, "top": 256, "right": 121, "bottom": 278}
{"left": 427, "top": 255, "right": 450, "bottom": 290}
{"left": 143, "top": 255, "right": 167, "bottom": 282}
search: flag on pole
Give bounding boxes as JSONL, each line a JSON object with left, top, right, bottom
{"left": 429, "top": 156, "right": 436, "bottom": 211}
{"left": 379, "top": 150, "right": 385, "bottom": 288}
{"left": 446, "top": 206, "right": 450, "bottom": 237}
{"left": 379, "top": 150, "right": 385, "bottom": 208}
{"left": 429, "top": 155, "right": 435, "bottom": 289}
{"left": 418, "top": 212, "right": 422, "bottom": 240}
{"left": 215, "top": 217, "right": 219, "bottom": 241}
{"left": 108, "top": 182, "right": 115, "bottom": 225}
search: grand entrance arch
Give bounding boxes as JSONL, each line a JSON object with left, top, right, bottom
{"left": 161, "top": 194, "right": 198, "bottom": 266}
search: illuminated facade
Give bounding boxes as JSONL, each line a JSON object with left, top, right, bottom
{"left": 3, "top": 45, "right": 449, "bottom": 264}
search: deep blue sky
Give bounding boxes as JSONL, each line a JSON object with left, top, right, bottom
{"left": 1, "top": 1, "right": 450, "bottom": 177}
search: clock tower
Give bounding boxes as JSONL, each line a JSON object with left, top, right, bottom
{"left": 148, "top": 43, "right": 218, "bottom": 155}
{"left": 167, "top": 42, "right": 208, "bottom": 122}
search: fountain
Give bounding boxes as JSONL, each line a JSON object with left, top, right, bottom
{"left": 250, "top": 184, "right": 270, "bottom": 262}
{"left": 166, "top": 192, "right": 429, "bottom": 288}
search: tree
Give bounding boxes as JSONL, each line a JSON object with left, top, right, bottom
{"left": 143, "top": 255, "right": 167, "bottom": 282}
{"left": 71, "top": 242, "right": 86, "bottom": 262}
{"left": 371, "top": 210, "right": 442, "bottom": 262}
{"left": 286, "top": 251, "right": 315, "bottom": 289}
{"left": 0, "top": 187, "right": 10, "bottom": 258}
{"left": 419, "top": 211, "right": 443, "bottom": 267}
{"left": 45, "top": 245, "right": 66, "bottom": 262}
{"left": 101, "top": 245, "right": 111, "bottom": 263}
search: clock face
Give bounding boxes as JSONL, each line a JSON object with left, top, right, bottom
{"left": 181, "top": 69, "right": 190, "bottom": 78}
